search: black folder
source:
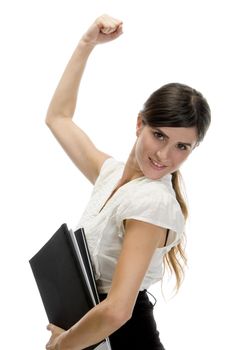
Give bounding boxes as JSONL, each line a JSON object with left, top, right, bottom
{"left": 29, "top": 223, "right": 111, "bottom": 350}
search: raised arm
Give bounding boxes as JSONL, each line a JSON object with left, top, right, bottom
{"left": 45, "top": 15, "right": 123, "bottom": 184}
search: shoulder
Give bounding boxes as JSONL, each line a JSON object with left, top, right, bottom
{"left": 94, "top": 157, "right": 124, "bottom": 185}
{"left": 123, "top": 175, "right": 178, "bottom": 209}
{"left": 116, "top": 176, "right": 185, "bottom": 236}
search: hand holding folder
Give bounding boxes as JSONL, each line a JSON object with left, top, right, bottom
{"left": 29, "top": 223, "right": 112, "bottom": 350}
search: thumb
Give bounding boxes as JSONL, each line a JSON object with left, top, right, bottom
{"left": 47, "top": 323, "right": 54, "bottom": 331}
{"left": 47, "top": 323, "right": 65, "bottom": 333}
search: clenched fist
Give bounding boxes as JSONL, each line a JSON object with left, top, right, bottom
{"left": 81, "top": 14, "right": 123, "bottom": 47}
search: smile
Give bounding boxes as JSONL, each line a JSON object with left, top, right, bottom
{"left": 149, "top": 157, "right": 167, "bottom": 170}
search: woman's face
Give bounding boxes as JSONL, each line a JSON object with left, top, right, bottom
{"left": 135, "top": 115, "right": 198, "bottom": 180}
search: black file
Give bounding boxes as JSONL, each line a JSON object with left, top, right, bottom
{"left": 29, "top": 223, "right": 111, "bottom": 350}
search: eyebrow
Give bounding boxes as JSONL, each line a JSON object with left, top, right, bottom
{"left": 155, "top": 128, "right": 192, "bottom": 147}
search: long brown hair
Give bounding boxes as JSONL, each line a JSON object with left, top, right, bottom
{"left": 140, "top": 82, "right": 211, "bottom": 292}
{"left": 165, "top": 170, "right": 188, "bottom": 292}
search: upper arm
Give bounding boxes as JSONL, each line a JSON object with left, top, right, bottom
{"left": 46, "top": 117, "right": 111, "bottom": 184}
{"left": 105, "top": 219, "right": 167, "bottom": 322}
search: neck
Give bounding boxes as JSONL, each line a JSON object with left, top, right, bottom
{"left": 119, "top": 143, "right": 144, "bottom": 184}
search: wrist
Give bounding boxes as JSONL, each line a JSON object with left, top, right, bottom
{"left": 78, "top": 38, "right": 96, "bottom": 51}
{"left": 57, "top": 330, "right": 71, "bottom": 350}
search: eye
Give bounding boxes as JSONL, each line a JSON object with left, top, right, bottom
{"left": 177, "top": 143, "right": 188, "bottom": 151}
{"left": 153, "top": 131, "right": 165, "bottom": 141}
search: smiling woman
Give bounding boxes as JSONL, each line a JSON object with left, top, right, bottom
{"left": 44, "top": 14, "right": 211, "bottom": 350}
{"left": 136, "top": 82, "right": 211, "bottom": 293}
{"left": 135, "top": 120, "right": 198, "bottom": 179}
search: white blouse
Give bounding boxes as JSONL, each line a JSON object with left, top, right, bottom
{"left": 74, "top": 157, "right": 185, "bottom": 293}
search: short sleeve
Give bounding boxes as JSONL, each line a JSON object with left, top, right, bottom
{"left": 115, "top": 180, "right": 185, "bottom": 248}
{"left": 94, "top": 157, "right": 123, "bottom": 188}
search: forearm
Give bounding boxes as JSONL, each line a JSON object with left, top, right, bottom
{"left": 59, "top": 300, "right": 125, "bottom": 350}
{"left": 46, "top": 40, "right": 94, "bottom": 123}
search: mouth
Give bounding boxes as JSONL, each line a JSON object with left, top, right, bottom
{"left": 149, "top": 157, "right": 167, "bottom": 170}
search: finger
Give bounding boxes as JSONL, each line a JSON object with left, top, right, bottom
{"left": 47, "top": 323, "right": 65, "bottom": 334}
{"left": 46, "top": 342, "right": 52, "bottom": 350}
{"left": 46, "top": 323, "right": 57, "bottom": 333}
{"left": 106, "top": 24, "right": 124, "bottom": 39}
{"left": 100, "top": 22, "right": 122, "bottom": 35}
{"left": 116, "top": 24, "right": 123, "bottom": 35}
{"left": 47, "top": 324, "right": 53, "bottom": 331}
{"left": 97, "top": 14, "right": 123, "bottom": 34}
{"left": 98, "top": 14, "right": 122, "bottom": 26}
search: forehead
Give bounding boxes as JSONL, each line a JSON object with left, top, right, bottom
{"left": 152, "top": 126, "right": 198, "bottom": 144}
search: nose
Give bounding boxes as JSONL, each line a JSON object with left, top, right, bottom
{"left": 156, "top": 144, "right": 171, "bottom": 163}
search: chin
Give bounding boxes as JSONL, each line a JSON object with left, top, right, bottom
{"left": 146, "top": 159, "right": 174, "bottom": 180}
{"left": 150, "top": 173, "right": 168, "bottom": 180}
{"left": 143, "top": 168, "right": 169, "bottom": 181}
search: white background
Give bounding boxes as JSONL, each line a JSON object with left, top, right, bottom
{"left": 1, "top": 0, "right": 232, "bottom": 349}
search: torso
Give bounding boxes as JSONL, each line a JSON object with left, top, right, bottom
{"left": 74, "top": 157, "right": 185, "bottom": 293}
{"left": 99, "top": 179, "right": 168, "bottom": 248}
{"left": 98, "top": 182, "right": 122, "bottom": 214}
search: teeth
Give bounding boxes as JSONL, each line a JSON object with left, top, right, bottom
{"left": 151, "top": 158, "right": 164, "bottom": 168}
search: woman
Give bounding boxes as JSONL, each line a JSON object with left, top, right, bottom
{"left": 45, "top": 14, "right": 211, "bottom": 350}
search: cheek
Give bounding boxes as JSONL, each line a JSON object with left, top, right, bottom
{"left": 136, "top": 136, "right": 151, "bottom": 159}
{"left": 135, "top": 139, "right": 143, "bottom": 161}
{"left": 139, "top": 133, "right": 155, "bottom": 152}
{"left": 173, "top": 152, "right": 191, "bottom": 167}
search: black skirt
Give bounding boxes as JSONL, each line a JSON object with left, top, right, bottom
{"left": 99, "top": 290, "right": 166, "bottom": 350}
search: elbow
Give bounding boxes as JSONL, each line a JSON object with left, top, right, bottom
{"left": 45, "top": 108, "right": 60, "bottom": 127}
{"left": 103, "top": 300, "right": 132, "bottom": 330}
{"left": 45, "top": 115, "right": 54, "bottom": 128}
{"left": 45, "top": 114, "right": 68, "bottom": 128}
{"left": 45, "top": 113, "right": 51, "bottom": 127}
{"left": 45, "top": 118, "right": 50, "bottom": 127}
{"left": 45, "top": 115, "right": 60, "bottom": 129}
